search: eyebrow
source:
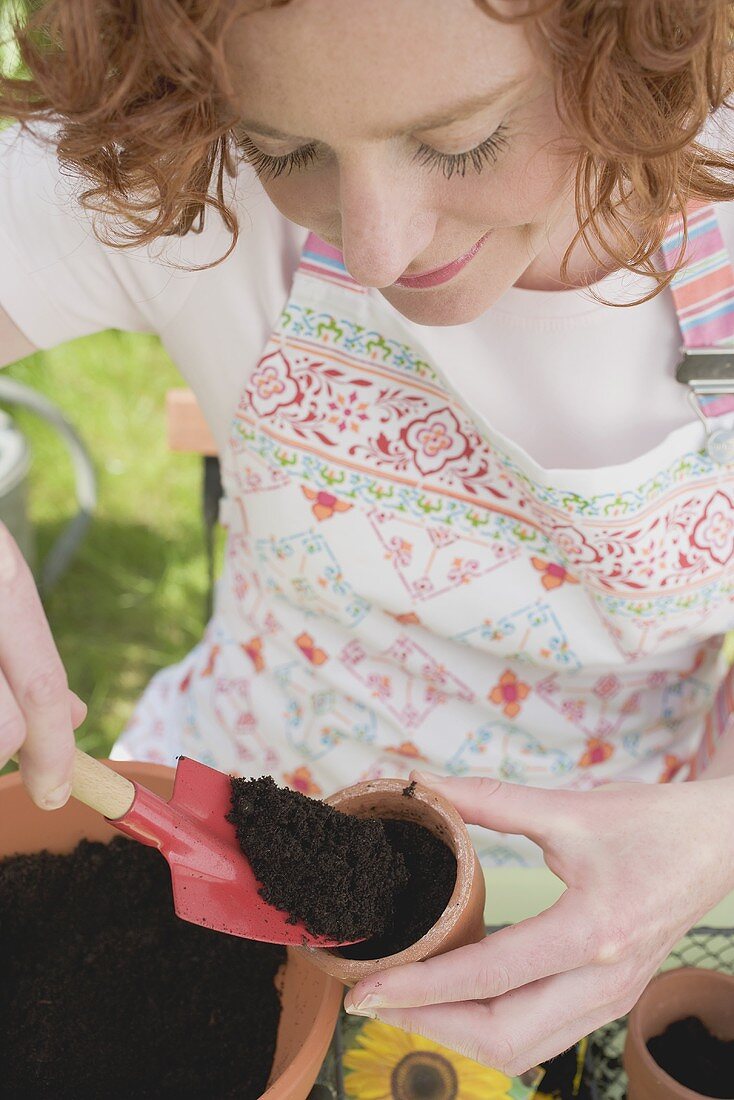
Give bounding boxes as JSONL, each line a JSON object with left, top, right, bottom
{"left": 238, "top": 75, "right": 524, "bottom": 142}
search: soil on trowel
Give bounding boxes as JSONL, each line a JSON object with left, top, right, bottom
{"left": 0, "top": 837, "right": 284, "bottom": 1099}
{"left": 647, "top": 1015, "right": 734, "bottom": 1098}
{"left": 228, "top": 776, "right": 408, "bottom": 942}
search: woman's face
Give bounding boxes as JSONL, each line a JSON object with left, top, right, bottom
{"left": 230, "top": 0, "right": 579, "bottom": 326}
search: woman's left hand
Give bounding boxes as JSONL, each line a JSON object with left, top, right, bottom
{"left": 344, "top": 772, "right": 734, "bottom": 1076}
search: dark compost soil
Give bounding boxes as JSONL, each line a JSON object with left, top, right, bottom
{"left": 228, "top": 778, "right": 457, "bottom": 954}
{"left": 647, "top": 1016, "right": 734, "bottom": 1098}
{"left": 0, "top": 837, "right": 285, "bottom": 1100}
{"left": 226, "top": 774, "right": 455, "bottom": 954}
{"left": 228, "top": 776, "right": 409, "bottom": 942}
{"left": 339, "top": 818, "right": 457, "bottom": 959}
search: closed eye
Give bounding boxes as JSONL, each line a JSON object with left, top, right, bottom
{"left": 235, "top": 124, "right": 509, "bottom": 182}
{"left": 412, "top": 123, "right": 509, "bottom": 179}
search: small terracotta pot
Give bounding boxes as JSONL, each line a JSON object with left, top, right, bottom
{"left": 297, "top": 778, "right": 486, "bottom": 986}
{"left": 624, "top": 967, "right": 734, "bottom": 1100}
{"left": 0, "top": 761, "right": 341, "bottom": 1100}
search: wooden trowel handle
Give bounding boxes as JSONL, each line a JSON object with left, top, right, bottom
{"left": 71, "top": 748, "right": 136, "bottom": 819}
{"left": 12, "top": 748, "right": 136, "bottom": 819}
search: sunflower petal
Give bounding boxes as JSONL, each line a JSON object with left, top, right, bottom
{"left": 343, "top": 1018, "right": 542, "bottom": 1100}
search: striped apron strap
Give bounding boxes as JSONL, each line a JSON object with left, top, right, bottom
{"left": 660, "top": 199, "right": 734, "bottom": 348}
{"left": 298, "top": 232, "right": 366, "bottom": 296}
{"left": 662, "top": 204, "right": 734, "bottom": 779}
{"left": 660, "top": 200, "right": 734, "bottom": 417}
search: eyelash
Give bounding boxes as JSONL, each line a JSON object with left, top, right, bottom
{"left": 413, "top": 124, "right": 509, "bottom": 179}
{"left": 236, "top": 124, "right": 509, "bottom": 182}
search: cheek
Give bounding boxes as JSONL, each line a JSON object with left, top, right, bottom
{"left": 264, "top": 163, "right": 559, "bottom": 240}
{"left": 261, "top": 173, "right": 338, "bottom": 233}
{"left": 441, "top": 144, "right": 571, "bottom": 231}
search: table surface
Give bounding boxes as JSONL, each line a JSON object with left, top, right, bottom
{"left": 484, "top": 866, "right": 734, "bottom": 927}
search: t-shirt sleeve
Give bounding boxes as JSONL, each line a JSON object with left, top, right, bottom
{"left": 0, "top": 123, "right": 213, "bottom": 348}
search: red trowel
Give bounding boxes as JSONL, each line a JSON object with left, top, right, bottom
{"left": 39, "top": 748, "right": 359, "bottom": 948}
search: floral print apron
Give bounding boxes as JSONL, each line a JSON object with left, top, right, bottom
{"left": 114, "top": 204, "right": 734, "bottom": 867}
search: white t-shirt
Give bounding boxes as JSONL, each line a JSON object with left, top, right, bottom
{"left": 0, "top": 123, "right": 725, "bottom": 468}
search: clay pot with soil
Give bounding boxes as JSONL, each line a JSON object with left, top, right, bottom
{"left": 0, "top": 761, "right": 342, "bottom": 1100}
{"left": 296, "top": 777, "right": 487, "bottom": 985}
{"left": 624, "top": 967, "right": 734, "bottom": 1099}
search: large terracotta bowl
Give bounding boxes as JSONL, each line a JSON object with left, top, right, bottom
{"left": 0, "top": 761, "right": 342, "bottom": 1100}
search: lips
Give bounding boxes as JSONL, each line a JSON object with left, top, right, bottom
{"left": 394, "top": 230, "right": 492, "bottom": 290}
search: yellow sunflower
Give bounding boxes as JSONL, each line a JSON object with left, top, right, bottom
{"left": 343, "top": 1018, "right": 545, "bottom": 1100}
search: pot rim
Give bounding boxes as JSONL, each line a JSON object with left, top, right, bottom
{"left": 262, "top": 974, "right": 342, "bottom": 1097}
{"left": 625, "top": 966, "right": 734, "bottom": 1100}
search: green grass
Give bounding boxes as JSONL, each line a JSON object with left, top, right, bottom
{"left": 2, "top": 330, "right": 209, "bottom": 757}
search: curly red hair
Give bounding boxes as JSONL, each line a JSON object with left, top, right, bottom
{"left": 1, "top": 0, "right": 732, "bottom": 289}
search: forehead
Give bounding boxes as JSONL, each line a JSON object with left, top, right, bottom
{"left": 227, "top": 0, "right": 536, "bottom": 139}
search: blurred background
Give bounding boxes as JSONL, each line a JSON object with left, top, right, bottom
{"left": 3, "top": 335, "right": 209, "bottom": 759}
{"left": 0, "top": 1, "right": 215, "bottom": 760}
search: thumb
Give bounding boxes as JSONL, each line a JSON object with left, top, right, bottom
{"left": 69, "top": 691, "right": 88, "bottom": 730}
{"left": 410, "top": 771, "right": 574, "bottom": 846}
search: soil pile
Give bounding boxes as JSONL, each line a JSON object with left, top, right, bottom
{"left": 340, "top": 819, "right": 456, "bottom": 959}
{"left": 228, "top": 777, "right": 457, "bottom": 956}
{"left": 228, "top": 776, "right": 408, "bottom": 942}
{"left": 647, "top": 1015, "right": 734, "bottom": 1098}
{"left": 0, "top": 837, "right": 284, "bottom": 1099}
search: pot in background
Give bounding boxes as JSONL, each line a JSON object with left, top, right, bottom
{"left": 297, "top": 777, "right": 487, "bottom": 986}
{"left": 624, "top": 966, "right": 734, "bottom": 1100}
{"left": 0, "top": 761, "right": 342, "bottom": 1100}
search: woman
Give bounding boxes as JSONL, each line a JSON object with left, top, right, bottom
{"left": 0, "top": 0, "right": 733, "bottom": 1075}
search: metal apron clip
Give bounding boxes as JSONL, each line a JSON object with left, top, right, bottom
{"left": 676, "top": 347, "right": 734, "bottom": 465}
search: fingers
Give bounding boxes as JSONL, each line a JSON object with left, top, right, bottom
{"left": 355, "top": 964, "right": 637, "bottom": 1077}
{"left": 0, "top": 680, "right": 84, "bottom": 764}
{"left": 0, "top": 523, "right": 76, "bottom": 807}
{"left": 364, "top": 999, "right": 515, "bottom": 1072}
{"left": 70, "top": 691, "right": 88, "bottom": 729}
{"left": 346, "top": 890, "right": 592, "bottom": 1012}
{"left": 501, "top": 1005, "right": 617, "bottom": 1078}
{"left": 491, "top": 964, "right": 643, "bottom": 1077}
{"left": 0, "top": 666, "right": 25, "bottom": 762}
{"left": 411, "top": 770, "right": 575, "bottom": 844}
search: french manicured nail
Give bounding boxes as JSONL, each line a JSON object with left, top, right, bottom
{"left": 345, "top": 994, "right": 382, "bottom": 1018}
{"left": 42, "top": 782, "right": 71, "bottom": 810}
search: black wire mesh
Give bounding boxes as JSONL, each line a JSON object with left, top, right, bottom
{"left": 583, "top": 926, "right": 734, "bottom": 1100}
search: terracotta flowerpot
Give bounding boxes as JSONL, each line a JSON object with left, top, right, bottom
{"left": 297, "top": 778, "right": 486, "bottom": 986}
{"left": 0, "top": 761, "right": 342, "bottom": 1100}
{"left": 624, "top": 967, "right": 734, "bottom": 1100}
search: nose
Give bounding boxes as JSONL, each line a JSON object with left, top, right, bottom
{"left": 337, "top": 151, "right": 436, "bottom": 289}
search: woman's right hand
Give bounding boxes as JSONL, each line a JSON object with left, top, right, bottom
{"left": 0, "top": 521, "right": 86, "bottom": 808}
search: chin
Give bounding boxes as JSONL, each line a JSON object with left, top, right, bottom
{"left": 378, "top": 224, "right": 535, "bottom": 327}
{"left": 379, "top": 273, "right": 509, "bottom": 327}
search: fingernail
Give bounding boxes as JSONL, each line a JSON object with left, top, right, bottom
{"left": 69, "top": 690, "right": 88, "bottom": 713}
{"left": 345, "top": 994, "right": 382, "bottom": 1019}
{"left": 42, "top": 782, "right": 71, "bottom": 810}
{"left": 0, "top": 526, "right": 18, "bottom": 583}
{"left": 411, "top": 770, "right": 442, "bottom": 786}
